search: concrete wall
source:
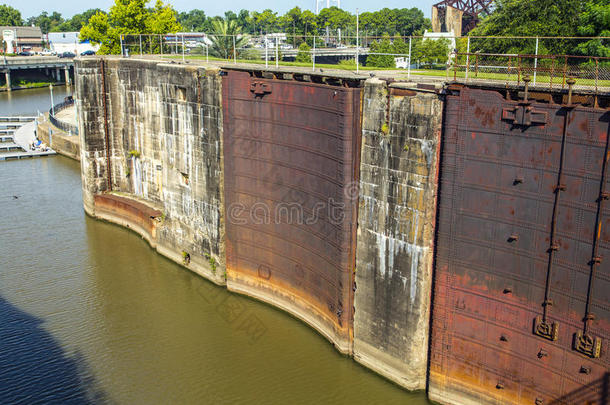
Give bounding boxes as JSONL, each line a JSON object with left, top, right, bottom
{"left": 37, "top": 114, "right": 81, "bottom": 161}
{"left": 353, "top": 79, "right": 443, "bottom": 390}
{"left": 75, "top": 58, "right": 225, "bottom": 284}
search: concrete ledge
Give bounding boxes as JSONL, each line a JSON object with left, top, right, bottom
{"left": 227, "top": 272, "right": 351, "bottom": 355}
{"left": 90, "top": 193, "right": 226, "bottom": 286}
{"left": 353, "top": 338, "right": 426, "bottom": 391}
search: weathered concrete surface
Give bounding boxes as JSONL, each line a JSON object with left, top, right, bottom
{"left": 76, "top": 57, "right": 225, "bottom": 285}
{"left": 37, "top": 113, "right": 81, "bottom": 161}
{"left": 431, "top": 6, "right": 442, "bottom": 33}
{"left": 354, "top": 79, "right": 443, "bottom": 390}
{"left": 445, "top": 6, "right": 464, "bottom": 37}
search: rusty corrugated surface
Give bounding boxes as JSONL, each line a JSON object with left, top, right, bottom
{"left": 222, "top": 70, "right": 361, "bottom": 352}
{"left": 94, "top": 194, "right": 162, "bottom": 236}
{"left": 429, "top": 86, "right": 609, "bottom": 405}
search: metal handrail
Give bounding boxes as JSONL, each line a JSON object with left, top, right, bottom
{"left": 49, "top": 98, "right": 78, "bottom": 135}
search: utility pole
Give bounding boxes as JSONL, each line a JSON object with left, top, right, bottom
{"left": 355, "top": 9, "right": 359, "bottom": 73}
{"left": 312, "top": 35, "right": 316, "bottom": 71}
{"left": 275, "top": 36, "right": 279, "bottom": 68}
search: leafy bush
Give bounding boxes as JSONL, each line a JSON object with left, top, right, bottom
{"left": 296, "top": 42, "right": 311, "bottom": 63}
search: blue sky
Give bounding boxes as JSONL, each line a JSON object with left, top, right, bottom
{"left": 4, "top": 0, "right": 439, "bottom": 19}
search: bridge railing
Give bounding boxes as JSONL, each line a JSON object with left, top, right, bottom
{"left": 49, "top": 98, "right": 78, "bottom": 136}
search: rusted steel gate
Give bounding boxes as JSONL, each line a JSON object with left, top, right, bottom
{"left": 430, "top": 85, "right": 609, "bottom": 404}
{"left": 222, "top": 69, "right": 362, "bottom": 352}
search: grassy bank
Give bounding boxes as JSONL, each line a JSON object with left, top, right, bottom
{"left": 0, "top": 71, "right": 61, "bottom": 91}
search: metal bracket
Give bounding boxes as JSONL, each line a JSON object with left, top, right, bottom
{"left": 250, "top": 81, "right": 272, "bottom": 98}
{"left": 502, "top": 105, "right": 548, "bottom": 127}
{"left": 533, "top": 316, "right": 559, "bottom": 341}
{"left": 573, "top": 331, "right": 602, "bottom": 358}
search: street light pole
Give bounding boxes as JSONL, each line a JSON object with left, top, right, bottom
{"left": 49, "top": 84, "right": 55, "bottom": 116}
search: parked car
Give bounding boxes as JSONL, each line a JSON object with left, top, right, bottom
{"left": 39, "top": 49, "right": 55, "bottom": 56}
{"left": 59, "top": 52, "right": 76, "bottom": 58}
{"left": 80, "top": 50, "right": 96, "bottom": 56}
{"left": 18, "top": 51, "right": 32, "bottom": 56}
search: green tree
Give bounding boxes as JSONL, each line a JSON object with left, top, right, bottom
{"left": 469, "top": 0, "right": 609, "bottom": 55}
{"left": 27, "top": 12, "right": 64, "bottom": 34}
{"left": 366, "top": 35, "right": 394, "bottom": 67}
{"left": 147, "top": 0, "right": 181, "bottom": 34}
{"left": 55, "top": 9, "right": 104, "bottom": 32}
{"left": 574, "top": 1, "right": 610, "bottom": 57}
{"left": 412, "top": 38, "right": 450, "bottom": 66}
{"left": 317, "top": 7, "right": 353, "bottom": 31}
{"left": 178, "top": 9, "right": 211, "bottom": 32}
{"left": 301, "top": 10, "right": 317, "bottom": 37}
{"left": 236, "top": 10, "right": 252, "bottom": 33}
{"left": 80, "top": 0, "right": 180, "bottom": 54}
{"left": 254, "top": 9, "right": 278, "bottom": 34}
{"left": 80, "top": 12, "right": 113, "bottom": 53}
{"left": 209, "top": 18, "right": 248, "bottom": 60}
{"left": 296, "top": 42, "right": 311, "bottom": 63}
{"left": 0, "top": 4, "right": 22, "bottom": 26}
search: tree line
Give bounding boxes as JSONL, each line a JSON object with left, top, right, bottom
{"left": 0, "top": 3, "right": 429, "bottom": 37}
{"left": 1, "top": 0, "right": 608, "bottom": 61}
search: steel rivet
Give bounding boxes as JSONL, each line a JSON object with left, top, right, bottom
{"left": 508, "top": 234, "right": 519, "bottom": 242}
{"left": 513, "top": 177, "right": 523, "bottom": 185}
{"left": 500, "top": 335, "right": 509, "bottom": 342}
{"left": 503, "top": 287, "right": 512, "bottom": 294}
{"left": 537, "top": 349, "right": 548, "bottom": 359}
{"left": 580, "top": 366, "right": 591, "bottom": 374}
{"left": 535, "top": 398, "right": 544, "bottom": 405}
{"left": 496, "top": 383, "right": 504, "bottom": 390}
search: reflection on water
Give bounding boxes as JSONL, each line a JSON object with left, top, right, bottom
{"left": 0, "top": 86, "right": 73, "bottom": 116}
{"left": 0, "top": 156, "right": 430, "bottom": 404}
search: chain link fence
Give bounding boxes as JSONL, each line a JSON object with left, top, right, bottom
{"left": 120, "top": 33, "right": 610, "bottom": 92}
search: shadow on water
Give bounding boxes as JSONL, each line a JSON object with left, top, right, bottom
{"left": 0, "top": 295, "right": 109, "bottom": 404}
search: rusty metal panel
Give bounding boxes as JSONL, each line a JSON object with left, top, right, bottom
{"left": 430, "top": 86, "right": 609, "bottom": 405}
{"left": 222, "top": 70, "right": 361, "bottom": 352}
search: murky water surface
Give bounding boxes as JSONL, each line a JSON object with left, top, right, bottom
{"left": 0, "top": 86, "right": 72, "bottom": 116}
{"left": 0, "top": 99, "right": 430, "bottom": 405}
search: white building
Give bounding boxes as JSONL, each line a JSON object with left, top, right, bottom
{"left": 47, "top": 32, "right": 99, "bottom": 54}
